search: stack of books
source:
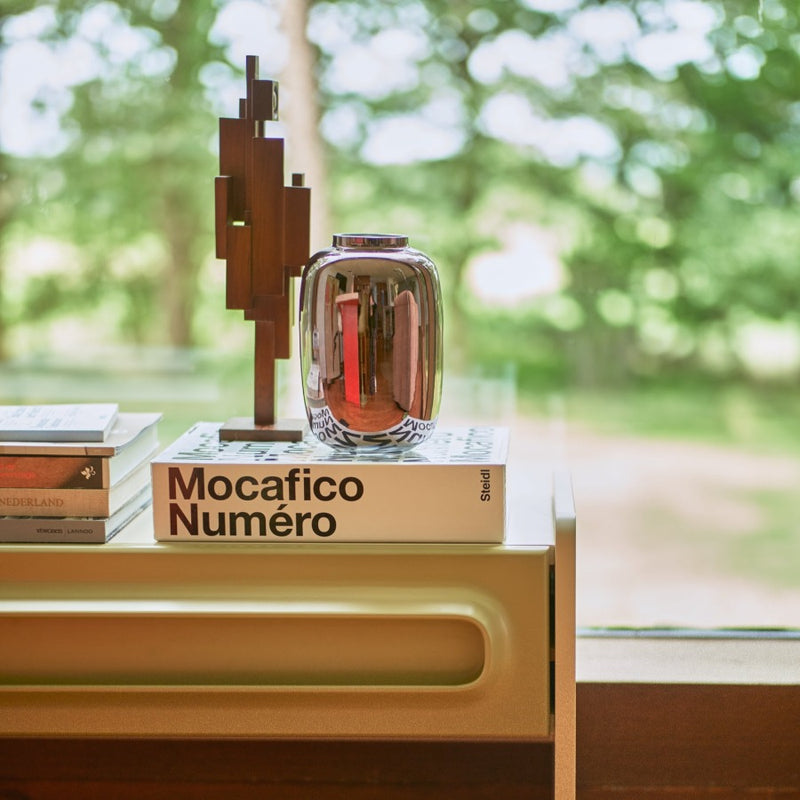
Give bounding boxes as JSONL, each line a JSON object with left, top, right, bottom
{"left": 151, "top": 422, "right": 508, "bottom": 543}
{"left": 0, "top": 404, "right": 161, "bottom": 543}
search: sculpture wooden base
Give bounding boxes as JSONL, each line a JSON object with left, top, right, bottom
{"left": 218, "top": 417, "right": 308, "bottom": 442}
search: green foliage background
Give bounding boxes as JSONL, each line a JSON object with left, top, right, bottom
{"left": 2, "top": 0, "right": 800, "bottom": 626}
{"left": 2, "top": 0, "right": 800, "bottom": 396}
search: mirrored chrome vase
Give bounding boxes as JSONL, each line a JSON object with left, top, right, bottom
{"left": 299, "top": 234, "right": 442, "bottom": 448}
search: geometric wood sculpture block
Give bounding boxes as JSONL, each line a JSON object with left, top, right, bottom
{"left": 214, "top": 55, "right": 311, "bottom": 441}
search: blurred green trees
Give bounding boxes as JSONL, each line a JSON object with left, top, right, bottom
{"left": 1, "top": 0, "right": 228, "bottom": 353}
{"left": 1, "top": 0, "right": 799, "bottom": 389}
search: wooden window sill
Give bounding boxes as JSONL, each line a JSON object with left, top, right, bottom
{"left": 578, "top": 628, "right": 800, "bottom": 684}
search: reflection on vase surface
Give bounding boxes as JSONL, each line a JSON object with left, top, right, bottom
{"left": 299, "top": 234, "right": 442, "bottom": 448}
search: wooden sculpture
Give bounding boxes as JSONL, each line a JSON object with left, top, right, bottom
{"left": 214, "top": 55, "right": 311, "bottom": 441}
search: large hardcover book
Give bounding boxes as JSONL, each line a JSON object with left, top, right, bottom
{"left": 0, "top": 460, "right": 152, "bottom": 518}
{"left": 0, "top": 412, "right": 162, "bottom": 489}
{"left": 0, "top": 403, "right": 118, "bottom": 442}
{"left": 0, "top": 486, "right": 152, "bottom": 543}
{"left": 152, "top": 423, "right": 508, "bottom": 543}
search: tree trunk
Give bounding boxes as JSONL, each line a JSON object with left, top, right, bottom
{"left": 162, "top": 200, "right": 197, "bottom": 348}
{"left": 279, "top": 0, "right": 330, "bottom": 253}
{"left": 151, "top": 0, "right": 221, "bottom": 349}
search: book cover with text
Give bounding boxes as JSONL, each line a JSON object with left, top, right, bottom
{"left": 152, "top": 423, "right": 507, "bottom": 543}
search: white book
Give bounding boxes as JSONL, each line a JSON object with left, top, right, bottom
{"left": 152, "top": 423, "right": 508, "bottom": 543}
{"left": 0, "top": 404, "right": 119, "bottom": 442}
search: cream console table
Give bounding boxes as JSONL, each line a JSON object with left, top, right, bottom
{"left": 0, "top": 470, "right": 575, "bottom": 799}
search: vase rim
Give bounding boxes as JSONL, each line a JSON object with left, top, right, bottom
{"left": 332, "top": 233, "right": 408, "bottom": 249}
